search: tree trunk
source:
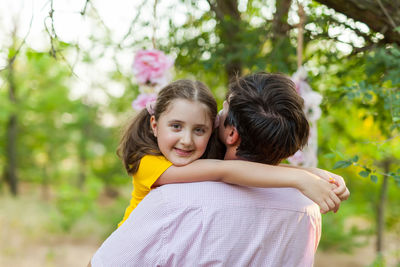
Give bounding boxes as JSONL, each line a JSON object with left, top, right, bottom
{"left": 269, "top": 0, "right": 294, "bottom": 72}
{"left": 5, "top": 58, "right": 18, "bottom": 196}
{"left": 78, "top": 149, "right": 87, "bottom": 189}
{"left": 41, "top": 165, "right": 50, "bottom": 201}
{"left": 316, "top": 0, "right": 400, "bottom": 44}
{"left": 376, "top": 159, "right": 391, "bottom": 253}
{"left": 77, "top": 109, "right": 90, "bottom": 189}
{"left": 272, "top": 0, "right": 292, "bottom": 38}
{"left": 209, "top": 0, "right": 242, "bottom": 80}
{"left": 41, "top": 148, "right": 53, "bottom": 201}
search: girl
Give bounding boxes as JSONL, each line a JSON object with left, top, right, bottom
{"left": 117, "top": 79, "right": 343, "bottom": 227}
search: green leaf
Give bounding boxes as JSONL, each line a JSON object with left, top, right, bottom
{"left": 363, "top": 166, "right": 372, "bottom": 173}
{"left": 352, "top": 155, "right": 359, "bottom": 162}
{"left": 336, "top": 151, "right": 345, "bottom": 158}
{"left": 394, "top": 175, "right": 400, "bottom": 187}
{"left": 347, "top": 92, "right": 356, "bottom": 100}
{"left": 358, "top": 170, "right": 370, "bottom": 178}
{"left": 333, "top": 160, "right": 352, "bottom": 169}
{"left": 364, "top": 93, "right": 373, "bottom": 101}
{"left": 390, "top": 123, "right": 400, "bottom": 131}
{"left": 323, "top": 153, "right": 336, "bottom": 159}
{"left": 370, "top": 175, "right": 378, "bottom": 183}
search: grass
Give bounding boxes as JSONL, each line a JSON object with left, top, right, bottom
{"left": 0, "top": 182, "right": 130, "bottom": 267}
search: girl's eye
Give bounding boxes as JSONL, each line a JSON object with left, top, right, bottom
{"left": 170, "top": 124, "right": 181, "bottom": 130}
{"left": 194, "top": 128, "right": 206, "bottom": 135}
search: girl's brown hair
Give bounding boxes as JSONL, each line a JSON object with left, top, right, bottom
{"left": 117, "top": 79, "right": 224, "bottom": 175}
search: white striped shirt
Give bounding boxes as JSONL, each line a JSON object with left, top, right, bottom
{"left": 92, "top": 181, "right": 321, "bottom": 267}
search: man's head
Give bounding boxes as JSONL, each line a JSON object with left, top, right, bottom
{"left": 218, "top": 72, "right": 310, "bottom": 165}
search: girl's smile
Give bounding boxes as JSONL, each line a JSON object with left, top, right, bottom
{"left": 150, "top": 99, "right": 213, "bottom": 166}
{"left": 174, "top": 148, "right": 194, "bottom": 157}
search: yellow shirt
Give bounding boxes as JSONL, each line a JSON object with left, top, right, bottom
{"left": 118, "top": 155, "right": 172, "bottom": 227}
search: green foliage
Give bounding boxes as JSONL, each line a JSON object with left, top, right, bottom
{"left": 267, "top": 37, "right": 297, "bottom": 73}
{"left": 55, "top": 177, "right": 101, "bottom": 231}
{"left": 332, "top": 155, "right": 393, "bottom": 184}
{"left": 319, "top": 211, "right": 371, "bottom": 252}
{"left": 333, "top": 154, "right": 358, "bottom": 170}
{"left": 326, "top": 46, "right": 400, "bottom": 186}
{"left": 164, "top": 1, "right": 294, "bottom": 86}
{"left": 359, "top": 170, "right": 370, "bottom": 178}
{"left": 367, "top": 254, "right": 386, "bottom": 267}
{"left": 333, "top": 160, "right": 352, "bottom": 170}
{"left": 1, "top": 45, "right": 128, "bottom": 232}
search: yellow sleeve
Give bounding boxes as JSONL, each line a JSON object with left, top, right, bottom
{"left": 118, "top": 155, "right": 172, "bottom": 227}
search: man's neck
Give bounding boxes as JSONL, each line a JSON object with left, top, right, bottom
{"left": 224, "top": 147, "right": 239, "bottom": 160}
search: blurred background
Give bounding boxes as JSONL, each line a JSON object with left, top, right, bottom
{"left": 0, "top": 0, "right": 399, "bottom": 266}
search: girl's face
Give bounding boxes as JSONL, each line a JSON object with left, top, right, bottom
{"left": 150, "top": 99, "right": 213, "bottom": 166}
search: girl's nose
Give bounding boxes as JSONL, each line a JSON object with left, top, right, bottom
{"left": 180, "top": 130, "right": 193, "bottom": 146}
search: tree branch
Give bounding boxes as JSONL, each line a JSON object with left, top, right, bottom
{"left": 119, "top": 1, "right": 146, "bottom": 47}
{"left": 206, "top": 0, "right": 224, "bottom": 21}
{"left": 376, "top": 0, "right": 398, "bottom": 29}
{"left": 316, "top": 0, "right": 400, "bottom": 44}
{"left": 80, "top": 0, "right": 90, "bottom": 16}
{"left": 272, "top": 0, "right": 292, "bottom": 37}
{"left": 0, "top": 9, "right": 33, "bottom": 72}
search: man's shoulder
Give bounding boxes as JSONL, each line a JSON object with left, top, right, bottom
{"left": 153, "top": 181, "right": 318, "bottom": 213}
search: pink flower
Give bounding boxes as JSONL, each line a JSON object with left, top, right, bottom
{"left": 132, "top": 49, "right": 174, "bottom": 86}
{"left": 132, "top": 93, "right": 157, "bottom": 111}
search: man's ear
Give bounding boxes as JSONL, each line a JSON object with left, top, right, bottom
{"left": 150, "top": 116, "right": 157, "bottom": 137}
{"left": 225, "top": 125, "right": 240, "bottom": 146}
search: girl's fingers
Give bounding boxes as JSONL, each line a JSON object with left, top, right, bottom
{"left": 339, "top": 188, "right": 350, "bottom": 200}
{"left": 331, "top": 177, "right": 350, "bottom": 201}
{"left": 329, "top": 191, "right": 341, "bottom": 211}
{"left": 320, "top": 202, "right": 329, "bottom": 214}
{"left": 333, "top": 203, "right": 340, "bottom": 213}
{"left": 333, "top": 185, "right": 345, "bottom": 195}
{"left": 328, "top": 177, "right": 339, "bottom": 187}
{"left": 325, "top": 198, "right": 336, "bottom": 211}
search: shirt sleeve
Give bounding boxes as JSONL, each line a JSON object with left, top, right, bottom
{"left": 134, "top": 155, "right": 173, "bottom": 192}
{"left": 118, "top": 155, "right": 172, "bottom": 227}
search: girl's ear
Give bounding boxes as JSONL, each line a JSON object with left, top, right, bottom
{"left": 150, "top": 116, "right": 157, "bottom": 137}
{"left": 225, "top": 125, "right": 240, "bottom": 145}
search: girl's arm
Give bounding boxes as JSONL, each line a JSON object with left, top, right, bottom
{"left": 153, "top": 159, "right": 340, "bottom": 214}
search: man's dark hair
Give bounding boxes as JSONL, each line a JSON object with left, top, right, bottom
{"left": 225, "top": 72, "right": 310, "bottom": 165}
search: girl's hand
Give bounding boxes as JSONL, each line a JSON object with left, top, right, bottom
{"left": 297, "top": 171, "right": 341, "bottom": 214}
{"left": 305, "top": 167, "right": 350, "bottom": 201}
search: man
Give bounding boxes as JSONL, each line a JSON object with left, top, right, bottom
{"left": 91, "top": 73, "right": 349, "bottom": 266}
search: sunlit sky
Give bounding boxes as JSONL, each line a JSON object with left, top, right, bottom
{"left": 0, "top": 0, "right": 210, "bottom": 126}
{"left": 0, "top": 0, "right": 370, "bottom": 118}
{"left": 0, "top": 0, "right": 195, "bottom": 49}
{"left": 0, "top": 0, "right": 190, "bottom": 107}
{"left": 0, "top": 0, "right": 368, "bottom": 58}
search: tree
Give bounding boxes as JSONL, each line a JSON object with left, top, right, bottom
{"left": 316, "top": 0, "right": 400, "bottom": 45}
{"left": 207, "top": 0, "right": 243, "bottom": 79}
{"left": 2, "top": 25, "right": 23, "bottom": 196}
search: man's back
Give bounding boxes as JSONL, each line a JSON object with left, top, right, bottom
{"left": 92, "top": 182, "right": 321, "bottom": 267}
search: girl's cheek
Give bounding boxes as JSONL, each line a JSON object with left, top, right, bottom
{"left": 201, "top": 135, "right": 211, "bottom": 148}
